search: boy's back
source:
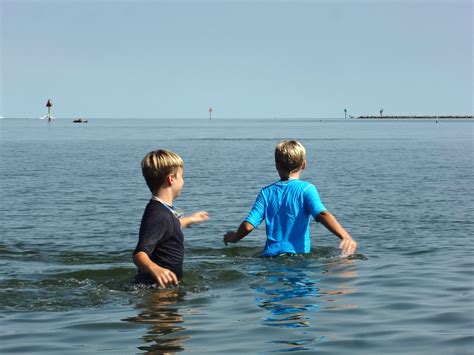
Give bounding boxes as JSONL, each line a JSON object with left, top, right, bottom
{"left": 245, "top": 179, "right": 326, "bottom": 256}
{"left": 224, "top": 140, "right": 357, "bottom": 256}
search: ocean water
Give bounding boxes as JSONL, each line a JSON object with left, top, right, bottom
{"left": 1, "top": 118, "right": 473, "bottom": 354}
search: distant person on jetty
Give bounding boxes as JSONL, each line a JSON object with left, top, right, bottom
{"left": 224, "top": 140, "right": 357, "bottom": 256}
{"left": 133, "top": 149, "right": 209, "bottom": 288}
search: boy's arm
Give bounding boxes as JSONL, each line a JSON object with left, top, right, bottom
{"left": 316, "top": 211, "right": 357, "bottom": 255}
{"left": 224, "top": 221, "right": 254, "bottom": 245}
{"left": 180, "top": 211, "right": 209, "bottom": 229}
{"left": 133, "top": 251, "right": 178, "bottom": 288}
{"left": 224, "top": 191, "right": 263, "bottom": 245}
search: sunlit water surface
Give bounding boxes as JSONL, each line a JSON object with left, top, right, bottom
{"left": 1, "top": 118, "right": 473, "bottom": 353}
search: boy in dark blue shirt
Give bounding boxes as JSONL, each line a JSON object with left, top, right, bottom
{"left": 133, "top": 149, "right": 208, "bottom": 287}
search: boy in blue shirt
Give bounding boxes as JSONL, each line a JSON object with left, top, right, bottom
{"left": 224, "top": 140, "right": 357, "bottom": 256}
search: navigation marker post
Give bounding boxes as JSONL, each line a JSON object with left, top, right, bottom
{"left": 208, "top": 107, "right": 213, "bottom": 120}
{"left": 46, "top": 99, "right": 53, "bottom": 123}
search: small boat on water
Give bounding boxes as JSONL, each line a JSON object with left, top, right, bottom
{"left": 73, "top": 118, "right": 88, "bottom": 123}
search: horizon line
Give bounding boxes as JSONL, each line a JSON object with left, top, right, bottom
{"left": 2, "top": 115, "right": 473, "bottom": 120}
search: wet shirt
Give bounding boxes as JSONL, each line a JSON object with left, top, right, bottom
{"left": 133, "top": 199, "right": 184, "bottom": 282}
{"left": 245, "top": 179, "right": 326, "bottom": 256}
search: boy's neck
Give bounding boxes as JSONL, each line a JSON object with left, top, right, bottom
{"left": 280, "top": 170, "right": 301, "bottom": 181}
{"left": 154, "top": 188, "right": 174, "bottom": 206}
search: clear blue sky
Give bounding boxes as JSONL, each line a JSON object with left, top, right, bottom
{"left": 1, "top": 0, "right": 472, "bottom": 119}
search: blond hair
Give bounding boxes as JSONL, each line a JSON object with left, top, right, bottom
{"left": 141, "top": 149, "right": 183, "bottom": 194}
{"left": 275, "top": 140, "right": 306, "bottom": 178}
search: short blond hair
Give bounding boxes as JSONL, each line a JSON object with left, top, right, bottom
{"left": 275, "top": 140, "right": 306, "bottom": 177}
{"left": 141, "top": 149, "right": 183, "bottom": 194}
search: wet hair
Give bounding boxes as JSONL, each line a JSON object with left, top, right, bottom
{"left": 275, "top": 140, "right": 306, "bottom": 179}
{"left": 141, "top": 149, "right": 183, "bottom": 194}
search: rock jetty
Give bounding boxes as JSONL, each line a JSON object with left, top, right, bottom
{"left": 357, "top": 115, "right": 473, "bottom": 119}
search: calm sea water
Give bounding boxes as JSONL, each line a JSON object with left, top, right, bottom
{"left": 1, "top": 118, "right": 473, "bottom": 354}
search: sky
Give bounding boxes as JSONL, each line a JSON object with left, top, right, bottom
{"left": 1, "top": 0, "right": 472, "bottom": 119}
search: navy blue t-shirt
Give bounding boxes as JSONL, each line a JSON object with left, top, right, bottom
{"left": 133, "top": 200, "right": 184, "bottom": 282}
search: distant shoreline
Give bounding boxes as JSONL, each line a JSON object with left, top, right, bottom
{"left": 357, "top": 115, "right": 473, "bottom": 119}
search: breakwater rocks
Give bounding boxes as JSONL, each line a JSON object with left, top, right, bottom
{"left": 357, "top": 115, "right": 473, "bottom": 119}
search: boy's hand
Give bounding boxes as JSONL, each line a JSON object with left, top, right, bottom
{"left": 190, "top": 211, "right": 209, "bottom": 223}
{"left": 316, "top": 211, "right": 357, "bottom": 256}
{"left": 180, "top": 211, "right": 209, "bottom": 228}
{"left": 223, "top": 222, "right": 254, "bottom": 245}
{"left": 339, "top": 236, "right": 357, "bottom": 256}
{"left": 223, "top": 231, "right": 237, "bottom": 245}
{"left": 149, "top": 264, "right": 178, "bottom": 288}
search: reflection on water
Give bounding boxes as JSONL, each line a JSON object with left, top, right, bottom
{"left": 124, "top": 288, "right": 188, "bottom": 354}
{"left": 250, "top": 255, "right": 358, "bottom": 351}
{"left": 121, "top": 252, "right": 361, "bottom": 353}
{"left": 320, "top": 259, "right": 358, "bottom": 311}
{"left": 252, "top": 267, "right": 319, "bottom": 329}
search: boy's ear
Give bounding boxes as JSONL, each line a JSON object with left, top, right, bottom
{"left": 301, "top": 160, "right": 307, "bottom": 170}
{"left": 166, "top": 173, "right": 175, "bottom": 186}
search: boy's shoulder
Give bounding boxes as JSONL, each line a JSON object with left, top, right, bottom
{"left": 144, "top": 199, "right": 166, "bottom": 211}
{"left": 142, "top": 200, "right": 173, "bottom": 221}
{"left": 140, "top": 200, "right": 177, "bottom": 232}
{"left": 259, "top": 180, "right": 282, "bottom": 193}
{"left": 260, "top": 179, "right": 313, "bottom": 193}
